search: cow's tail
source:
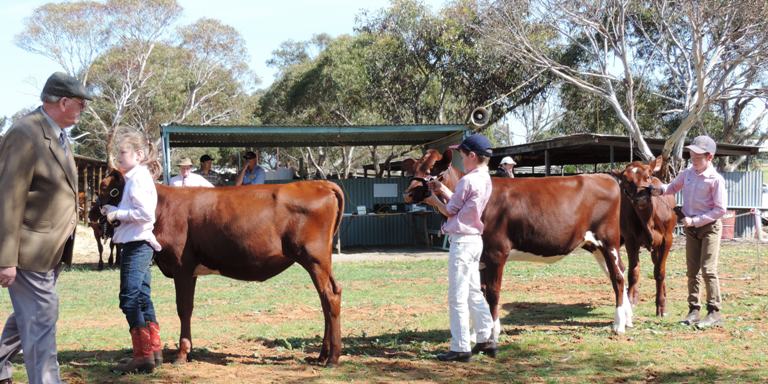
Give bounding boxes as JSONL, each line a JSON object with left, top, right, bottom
{"left": 330, "top": 182, "right": 345, "bottom": 239}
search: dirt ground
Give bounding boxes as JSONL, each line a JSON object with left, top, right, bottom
{"left": 62, "top": 224, "right": 768, "bottom": 383}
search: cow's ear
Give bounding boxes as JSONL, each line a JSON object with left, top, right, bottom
{"left": 418, "top": 149, "right": 442, "bottom": 174}
{"left": 610, "top": 169, "right": 623, "bottom": 182}
{"left": 650, "top": 155, "right": 663, "bottom": 173}
{"left": 401, "top": 159, "right": 416, "bottom": 176}
{"left": 431, "top": 149, "right": 453, "bottom": 175}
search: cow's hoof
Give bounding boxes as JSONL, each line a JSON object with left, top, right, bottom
{"left": 174, "top": 338, "right": 191, "bottom": 364}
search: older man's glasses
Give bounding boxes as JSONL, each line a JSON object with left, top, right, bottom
{"left": 65, "top": 97, "right": 87, "bottom": 109}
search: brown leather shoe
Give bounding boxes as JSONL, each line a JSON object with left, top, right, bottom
{"left": 696, "top": 310, "right": 723, "bottom": 329}
{"left": 680, "top": 308, "right": 700, "bottom": 325}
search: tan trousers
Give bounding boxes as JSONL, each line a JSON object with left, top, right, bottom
{"left": 684, "top": 219, "right": 722, "bottom": 312}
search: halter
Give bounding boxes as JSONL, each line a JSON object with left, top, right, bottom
{"left": 96, "top": 175, "right": 124, "bottom": 227}
{"left": 408, "top": 176, "right": 434, "bottom": 198}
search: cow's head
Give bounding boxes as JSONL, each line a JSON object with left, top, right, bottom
{"left": 402, "top": 149, "right": 457, "bottom": 204}
{"left": 612, "top": 158, "right": 663, "bottom": 210}
{"left": 95, "top": 168, "right": 126, "bottom": 226}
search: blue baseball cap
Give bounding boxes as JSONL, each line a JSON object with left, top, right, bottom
{"left": 450, "top": 134, "right": 493, "bottom": 156}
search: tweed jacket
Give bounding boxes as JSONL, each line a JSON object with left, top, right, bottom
{"left": 0, "top": 108, "right": 77, "bottom": 272}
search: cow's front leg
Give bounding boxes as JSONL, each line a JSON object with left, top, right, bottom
{"left": 624, "top": 240, "right": 641, "bottom": 306}
{"left": 651, "top": 236, "right": 672, "bottom": 317}
{"left": 174, "top": 273, "right": 197, "bottom": 364}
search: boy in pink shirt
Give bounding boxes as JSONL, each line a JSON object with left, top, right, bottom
{"left": 654, "top": 135, "right": 727, "bottom": 328}
{"left": 427, "top": 134, "right": 495, "bottom": 362}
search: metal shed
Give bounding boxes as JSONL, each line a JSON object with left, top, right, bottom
{"left": 159, "top": 123, "right": 468, "bottom": 248}
{"left": 491, "top": 133, "right": 761, "bottom": 174}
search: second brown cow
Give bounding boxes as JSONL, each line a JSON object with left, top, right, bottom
{"left": 403, "top": 149, "right": 631, "bottom": 338}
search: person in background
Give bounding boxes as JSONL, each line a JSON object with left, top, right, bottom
{"left": 652, "top": 135, "right": 727, "bottom": 329}
{"left": 496, "top": 156, "right": 516, "bottom": 178}
{"left": 195, "top": 154, "right": 221, "bottom": 186}
{"left": 235, "top": 150, "right": 265, "bottom": 185}
{"left": 169, "top": 158, "right": 213, "bottom": 187}
{"left": 0, "top": 72, "right": 91, "bottom": 384}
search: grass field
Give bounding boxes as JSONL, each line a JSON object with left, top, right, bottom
{"left": 1, "top": 235, "right": 767, "bottom": 383}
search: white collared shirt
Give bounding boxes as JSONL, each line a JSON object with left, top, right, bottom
{"left": 169, "top": 172, "right": 214, "bottom": 187}
{"left": 112, "top": 164, "right": 162, "bottom": 251}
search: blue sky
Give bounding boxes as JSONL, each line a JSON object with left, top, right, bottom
{"left": 0, "top": 0, "right": 449, "bottom": 119}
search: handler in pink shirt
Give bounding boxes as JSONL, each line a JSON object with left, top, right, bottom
{"left": 427, "top": 134, "right": 496, "bottom": 362}
{"left": 654, "top": 135, "right": 727, "bottom": 328}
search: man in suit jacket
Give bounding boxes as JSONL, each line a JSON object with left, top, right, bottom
{"left": 0, "top": 72, "right": 92, "bottom": 384}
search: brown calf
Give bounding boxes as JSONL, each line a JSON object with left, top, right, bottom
{"left": 613, "top": 159, "right": 679, "bottom": 317}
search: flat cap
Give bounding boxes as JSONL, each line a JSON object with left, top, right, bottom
{"left": 686, "top": 135, "right": 717, "bottom": 155}
{"left": 41, "top": 72, "right": 94, "bottom": 101}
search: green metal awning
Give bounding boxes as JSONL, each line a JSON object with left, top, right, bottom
{"left": 159, "top": 123, "right": 468, "bottom": 183}
{"left": 161, "top": 124, "right": 467, "bottom": 147}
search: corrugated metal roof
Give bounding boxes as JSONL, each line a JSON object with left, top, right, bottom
{"left": 161, "top": 124, "right": 468, "bottom": 147}
{"left": 492, "top": 133, "right": 761, "bottom": 168}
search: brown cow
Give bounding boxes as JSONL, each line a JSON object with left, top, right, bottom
{"left": 404, "top": 149, "right": 632, "bottom": 336}
{"left": 613, "top": 159, "right": 679, "bottom": 317}
{"left": 87, "top": 202, "right": 121, "bottom": 270}
{"left": 98, "top": 170, "right": 344, "bottom": 366}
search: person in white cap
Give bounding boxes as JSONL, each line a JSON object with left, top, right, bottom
{"left": 652, "top": 135, "right": 726, "bottom": 329}
{"left": 169, "top": 158, "right": 213, "bottom": 187}
{"left": 496, "top": 156, "right": 516, "bottom": 178}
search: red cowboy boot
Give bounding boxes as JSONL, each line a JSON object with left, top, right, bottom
{"left": 148, "top": 321, "right": 163, "bottom": 365}
{"left": 114, "top": 327, "right": 155, "bottom": 374}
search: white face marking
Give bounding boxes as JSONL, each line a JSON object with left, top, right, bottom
{"left": 631, "top": 167, "right": 639, "bottom": 174}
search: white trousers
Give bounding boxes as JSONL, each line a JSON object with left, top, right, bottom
{"left": 448, "top": 234, "right": 494, "bottom": 352}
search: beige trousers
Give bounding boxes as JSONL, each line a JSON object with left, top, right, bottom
{"left": 684, "top": 219, "right": 722, "bottom": 312}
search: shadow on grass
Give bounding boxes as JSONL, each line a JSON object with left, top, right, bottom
{"left": 500, "top": 301, "right": 608, "bottom": 329}
{"left": 279, "top": 340, "right": 768, "bottom": 384}
{"left": 243, "top": 328, "right": 452, "bottom": 361}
